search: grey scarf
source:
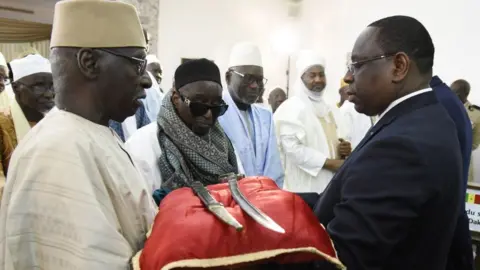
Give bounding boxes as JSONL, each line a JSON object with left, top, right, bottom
{"left": 157, "top": 90, "right": 238, "bottom": 190}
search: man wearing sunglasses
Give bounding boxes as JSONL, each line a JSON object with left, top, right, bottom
{"left": 219, "top": 42, "right": 284, "bottom": 187}
{"left": 0, "top": 1, "right": 157, "bottom": 269}
{"left": 125, "top": 58, "right": 244, "bottom": 201}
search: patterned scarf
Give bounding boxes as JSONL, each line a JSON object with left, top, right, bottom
{"left": 157, "top": 90, "right": 238, "bottom": 190}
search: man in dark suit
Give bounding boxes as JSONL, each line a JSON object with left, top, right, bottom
{"left": 431, "top": 76, "right": 474, "bottom": 270}
{"left": 313, "top": 16, "right": 462, "bottom": 270}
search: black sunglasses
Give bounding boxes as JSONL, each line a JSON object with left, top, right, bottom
{"left": 178, "top": 92, "right": 228, "bottom": 117}
{"left": 96, "top": 48, "right": 147, "bottom": 75}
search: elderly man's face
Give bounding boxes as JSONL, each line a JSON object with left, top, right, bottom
{"left": 147, "top": 62, "right": 162, "bottom": 85}
{"left": 13, "top": 72, "right": 54, "bottom": 114}
{"left": 343, "top": 27, "right": 399, "bottom": 116}
{"left": 302, "top": 65, "right": 326, "bottom": 93}
{"left": 93, "top": 47, "right": 152, "bottom": 122}
{"left": 0, "top": 67, "right": 7, "bottom": 93}
{"left": 172, "top": 81, "right": 226, "bottom": 136}
{"left": 227, "top": 65, "right": 265, "bottom": 105}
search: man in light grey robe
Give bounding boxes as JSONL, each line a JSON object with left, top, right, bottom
{"left": 0, "top": 1, "right": 156, "bottom": 269}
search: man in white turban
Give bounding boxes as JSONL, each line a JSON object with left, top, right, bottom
{"left": 0, "top": 1, "right": 156, "bottom": 269}
{"left": 218, "top": 42, "right": 284, "bottom": 186}
{"left": 274, "top": 50, "right": 351, "bottom": 193}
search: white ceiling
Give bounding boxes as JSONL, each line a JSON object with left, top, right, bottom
{"left": 0, "top": 0, "right": 57, "bottom": 24}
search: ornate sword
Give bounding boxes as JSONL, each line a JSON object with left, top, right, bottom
{"left": 221, "top": 173, "right": 286, "bottom": 234}
{"left": 191, "top": 181, "right": 243, "bottom": 231}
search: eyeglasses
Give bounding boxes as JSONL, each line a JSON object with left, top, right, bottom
{"left": 178, "top": 92, "right": 229, "bottom": 117}
{"left": 347, "top": 53, "right": 396, "bottom": 75}
{"left": 231, "top": 70, "right": 268, "bottom": 86}
{"left": 97, "top": 48, "right": 147, "bottom": 75}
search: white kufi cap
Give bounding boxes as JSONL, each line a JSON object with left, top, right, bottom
{"left": 296, "top": 50, "right": 326, "bottom": 75}
{"left": 228, "top": 42, "right": 262, "bottom": 67}
{"left": 10, "top": 54, "right": 51, "bottom": 82}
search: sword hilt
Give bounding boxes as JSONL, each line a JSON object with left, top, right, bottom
{"left": 218, "top": 173, "right": 245, "bottom": 183}
{"left": 191, "top": 181, "right": 222, "bottom": 207}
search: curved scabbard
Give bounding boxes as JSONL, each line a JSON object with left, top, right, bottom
{"left": 191, "top": 181, "right": 243, "bottom": 231}
{"left": 227, "top": 176, "right": 285, "bottom": 234}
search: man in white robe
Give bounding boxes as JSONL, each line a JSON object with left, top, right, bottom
{"left": 0, "top": 1, "right": 156, "bottom": 269}
{"left": 218, "top": 42, "right": 284, "bottom": 187}
{"left": 274, "top": 50, "right": 351, "bottom": 193}
{"left": 338, "top": 83, "right": 376, "bottom": 149}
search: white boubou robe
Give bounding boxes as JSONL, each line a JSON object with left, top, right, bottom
{"left": 340, "top": 101, "right": 375, "bottom": 149}
{"left": 218, "top": 90, "right": 284, "bottom": 187}
{"left": 125, "top": 122, "right": 245, "bottom": 193}
{"left": 274, "top": 83, "right": 348, "bottom": 193}
{"left": 0, "top": 110, "right": 157, "bottom": 270}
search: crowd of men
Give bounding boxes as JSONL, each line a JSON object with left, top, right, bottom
{"left": 0, "top": 0, "right": 478, "bottom": 269}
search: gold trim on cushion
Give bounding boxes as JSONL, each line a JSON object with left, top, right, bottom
{"left": 131, "top": 247, "right": 346, "bottom": 270}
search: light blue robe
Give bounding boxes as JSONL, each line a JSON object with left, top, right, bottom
{"left": 219, "top": 90, "right": 284, "bottom": 187}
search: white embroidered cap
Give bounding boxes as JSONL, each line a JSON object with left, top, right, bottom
{"left": 9, "top": 54, "right": 51, "bottom": 82}
{"left": 228, "top": 41, "right": 262, "bottom": 67}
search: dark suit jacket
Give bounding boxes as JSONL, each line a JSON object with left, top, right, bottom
{"left": 431, "top": 75, "right": 474, "bottom": 270}
{"left": 314, "top": 91, "right": 463, "bottom": 270}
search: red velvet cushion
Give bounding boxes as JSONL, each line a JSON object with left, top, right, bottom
{"left": 138, "top": 177, "right": 344, "bottom": 270}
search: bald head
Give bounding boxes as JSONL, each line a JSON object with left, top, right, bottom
{"left": 268, "top": 87, "right": 286, "bottom": 113}
{"left": 450, "top": 79, "right": 470, "bottom": 104}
